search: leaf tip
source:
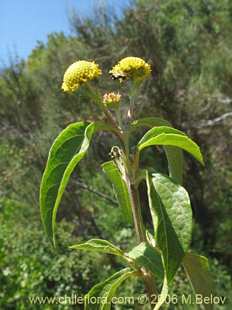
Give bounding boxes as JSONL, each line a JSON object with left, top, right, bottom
{"left": 199, "top": 152, "right": 205, "bottom": 166}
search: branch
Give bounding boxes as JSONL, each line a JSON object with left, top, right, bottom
{"left": 191, "top": 112, "right": 232, "bottom": 129}
{"left": 77, "top": 180, "right": 118, "bottom": 206}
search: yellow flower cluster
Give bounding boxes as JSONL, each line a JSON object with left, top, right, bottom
{"left": 61, "top": 57, "right": 151, "bottom": 93}
{"left": 109, "top": 57, "right": 151, "bottom": 82}
{"left": 103, "top": 92, "right": 121, "bottom": 109}
{"left": 62, "top": 60, "right": 102, "bottom": 92}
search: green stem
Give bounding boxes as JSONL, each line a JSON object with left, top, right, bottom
{"left": 116, "top": 109, "right": 123, "bottom": 131}
{"left": 124, "top": 131, "right": 130, "bottom": 159}
{"left": 95, "top": 84, "right": 157, "bottom": 306}
{"left": 126, "top": 166, "right": 157, "bottom": 306}
{"left": 129, "top": 183, "right": 158, "bottom": 307}
{"left": 128, "top": 182, "right": 146, "bottom": 243}
{"left": 128, "top": 94, "right": 135, "bottom": 120}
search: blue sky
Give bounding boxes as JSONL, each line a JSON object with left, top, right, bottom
{"left": 0, "top": 0, "right": 131, "bottom": 65}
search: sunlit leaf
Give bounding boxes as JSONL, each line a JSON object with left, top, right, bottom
{"left": 70, "top": 239, "right": 124, "bottom": 258}
{"left": 40, "top": 122, "right": 95, "bottom": 245}
{"left": 132, "top": 120, "right": 184, "bottom": 184}
{"left": 138, "top": 126, "right": 204, "bottom": 165}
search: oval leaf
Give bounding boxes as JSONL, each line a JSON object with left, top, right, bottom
{"left": 40, "top": 122, "right": 95, "bottom": 245}
{"left": 146, "top": 172, "right": 184, "bottom": 282}
{"left": 152, "top": 173, "right": 192, "bottom": 251}
{"left": 132, "top": 120, "right": 184, "bottom": 184}
{"left": 146, "top": 172, "right": 185, "bottom": 309}
{"left": 138, "top": 126, "right": 204, "bottom": 165}
{"left": 70, "top": 239, "right": 124, "bottom": 258}
{"left": 138, "top": 126, "right": 186, "bottom": 145}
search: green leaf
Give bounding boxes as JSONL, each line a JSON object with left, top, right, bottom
{"left": 85, "top": 268, "right": 135, "bottom": 310}
{"left": 183, "top": 253, "right": 214, "bottom": 310}
{"left": 126, "top": 242, "right": 164, "bottom": 279}
{"left": 138, "top": 126, "right": 186, "bottom": 145}
{"left": 99, "top": 270, "right": 135, "bottom": 310}
{"left": 152, "top": 173, "right": 192, "bottom": 251}
{"left": 40, "top": 122, "right": 95, "bottom": 245}
{"left": 164, "top": 146, "right": 184, "bottom": 184}
{"left": 146, "top": 173, "right": 184, "bottom": 281}
{"left": 146, "top": 173, "right": 185, "bottom": 309}
{"left": 70, "top": 239, "right": 124, "bottom": 258}
{"left": 101, "top": 161, "right": 132, "bottom": 223}
{"left": 132, "top": 120, "right": 184, "bottom": 184}
{"left": 138, "top": 126, "right": 204, "bottom": 165}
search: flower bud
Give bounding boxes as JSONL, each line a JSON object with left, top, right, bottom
{"left": 103, "top": 92, "right": 121, "bottom": 109}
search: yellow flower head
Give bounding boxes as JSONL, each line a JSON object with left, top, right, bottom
{"left": 109, "top": 57, "right": 151, "bottom": 82}
{"left": 62, "top": 60, "right": 102, "bottom": 92}
{"left": 103, "top": 92, "right": 121, "bottom": 109}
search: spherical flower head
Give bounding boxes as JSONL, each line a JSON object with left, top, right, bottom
{"left": 62, "top": 60, "right": 102, "bottom": 92}
{"left": 109, "top": 57, "right": 151, "bottom": 82}
{"left": 103, "top": 92, "right": 121, "bottom": 109}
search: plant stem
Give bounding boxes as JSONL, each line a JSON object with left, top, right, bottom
{"left": 126, "top": 89, "right": 158, "bottom": 306}
{"left": 116, "top": 109, "right": 123, "bottom": 131}
{"left": 127, "top": 175, "right": 157, "bottom": 306}
{"left": 101, "top": 85, "right": 157, "bottom": 307}
{"left": 128, "top": 182, "right": 146, "bottom": 243}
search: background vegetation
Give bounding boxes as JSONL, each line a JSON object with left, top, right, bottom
{"left": 0, "top": 0, "right": 231, "bottom": 308}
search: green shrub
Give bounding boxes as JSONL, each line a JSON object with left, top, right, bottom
{"left": 0, "top": 198, "right": 117, "bottom": 309}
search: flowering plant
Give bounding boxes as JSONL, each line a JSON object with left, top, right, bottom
{"left": 40, "top": 57, "right": 212, "bottom": 309}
